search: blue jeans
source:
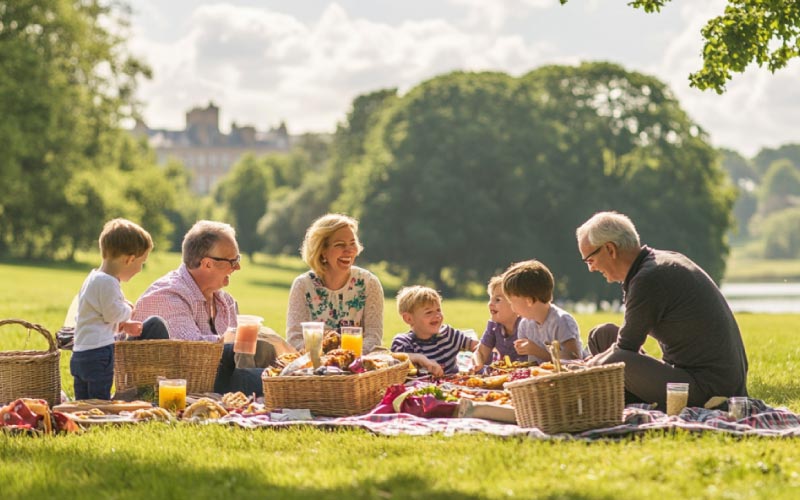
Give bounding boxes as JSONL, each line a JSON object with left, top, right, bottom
{"left": 134, "top": 316, "right": 170, "bottom": 340}
{"left": 214, "top": 343, "right": 264, "bottom": 396}
{"left": 71, "top": 344, "right": 114, "bottom": 400}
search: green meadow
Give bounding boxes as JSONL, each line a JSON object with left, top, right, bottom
{"left": 1, "top": 253, "right": 799, "bottom": 499}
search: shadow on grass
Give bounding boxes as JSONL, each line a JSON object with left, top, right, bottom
{"left": 5, "top": 448, "right": 482, "bottom": 499}
{"left": 3, "top": 433, "right": 617, "bottom": 500}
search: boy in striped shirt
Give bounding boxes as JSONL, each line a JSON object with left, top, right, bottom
{"left": 391, "top": 286, "right": 479, "bottom": 377}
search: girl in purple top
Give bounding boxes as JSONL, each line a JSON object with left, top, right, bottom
{"left": 473, "top": 276, "right": 525, "bottom": 372}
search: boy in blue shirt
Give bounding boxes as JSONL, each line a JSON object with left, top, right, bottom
{"left": 391, "top": 286, "right": 478, "bottom": 376}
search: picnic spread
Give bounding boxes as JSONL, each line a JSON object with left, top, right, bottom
{"left": 1, "top": 319, "right": 798, "bottom": 439}
{"left": 3, "top": 340, "right": 800, "bottom": 439}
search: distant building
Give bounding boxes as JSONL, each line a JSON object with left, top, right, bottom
{"left": 132, "top": 102, "right": 290, "bottom": 194}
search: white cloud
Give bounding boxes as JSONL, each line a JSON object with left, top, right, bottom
{"left": 127, "top": 1, "right": 798, "bottom": 156}
{"left": 129, "top": 2, "right": 553, "bottom": 133}
{"left": 448, "top": 0, "right": 557, "bottom": 30}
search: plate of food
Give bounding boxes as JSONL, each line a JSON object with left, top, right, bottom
{"left": 65, "top": 410, "right": 138, "bottom": 425}
{"left": 54, "top": 400, "right": 153, "bottom": 414}
{"left": 440, "top": 373, "right": 511, "bottom": 390}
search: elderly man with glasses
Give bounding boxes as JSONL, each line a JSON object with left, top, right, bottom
{"left": 132, "top": 220, "right": 271, "bottom": 395}
{"left": 576, "top": 211, "right": 749, "bottom": 412}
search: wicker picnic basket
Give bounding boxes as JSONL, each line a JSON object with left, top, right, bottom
{"left": 0, "top": 319, "right": 61, "bottom": 406}
{"left": 114, "top": 340, "right": 223, "bottom": 394}
{"left": 505, "top": 362, "right": 625, "bottom": 434}
{"left": 262, "top": 361, "right": 410, "bottom": 416}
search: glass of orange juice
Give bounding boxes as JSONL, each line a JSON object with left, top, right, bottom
{"left": 340, "top": 326, "right": 363, "bottom": 357}
{"left": 158, "top": 379, "right": 186, "bottom": 412}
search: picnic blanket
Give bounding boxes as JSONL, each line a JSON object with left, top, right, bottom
{"left": 211, "top": 398, "right": 800, "bottom": 439}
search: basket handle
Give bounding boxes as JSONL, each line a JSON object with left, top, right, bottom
{"left": 0, "top": 318, "right": 57, "bottom": 353}
{"left": 549, "top": 340, "right": 562, "bottom": 373}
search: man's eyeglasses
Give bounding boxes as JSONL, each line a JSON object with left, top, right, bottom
{"left": 582, "top": 244, "right": 605, "bottom": 263}
{"left": 206, "top": 254, "right": 241, "bottom": 267}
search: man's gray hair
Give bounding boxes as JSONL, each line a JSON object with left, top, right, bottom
{"left": 182, "top": 220, "right": 237, "bottom": 268}
{"left": 576, "top": 211, "right": 640, "bottom": 251}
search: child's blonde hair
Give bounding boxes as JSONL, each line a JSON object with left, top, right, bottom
{"left": 502, "top": 260, "right": 554, "bottom": 303}
{"left": 396, "top": 285, "right": 442, "bottom": 315}
{"left": 99, "top": 218, "right": 153, "bottom": 259}
{"left": 487, "top": 275, "right": 504, "bottom": 296}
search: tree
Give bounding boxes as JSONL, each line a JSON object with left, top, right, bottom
{"left": 215, "top": 155, "right": 271, "bottom": 260}
{"left": 336, "top": 72, "right": 531, "bottom": 294}
{"left": 758, "top": 207, "right": 800, "bottom": 259}
{"left": 518, "top": 63, "right": 734, "bottom": 295}
{"left": 720, "top": 148, "right": 759, "bottom": 183}
{"left": 720, "top": 149, "right": 758, "bottom": 239}
{"left": 258, "top": 89, "right": 398, "bottom": 256}
{"left": 758, "top": 159, "right": 800, "bottom": 214}
{"left": 0, "top": 0, "right": 174, "bottom": 259}
{"left": 161, "top": 159, "right": 200, "bottom": 251}
{"left": 560, "top": 0, "right": 800, "bottom": 93}
{"left": 259, "top": 174, "right": 333, "bottom": 255}
{"left": 335, "top": 64, "right": 735, "bottom": 300}
{"left": 753, "top": 143, "right": 800, "bottom": 178}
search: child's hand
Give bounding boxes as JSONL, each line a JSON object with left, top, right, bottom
{"left": 120, "top": 320, "right": 143, "bottom": 337}
{"left": 514, "top": 338, "right": 533, "bottom": 356}
{"left": 422, "top": 358, "right": 444, "bottom": 378}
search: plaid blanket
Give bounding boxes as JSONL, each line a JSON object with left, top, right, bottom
{"left": 213, "top": 398, "right": 800, "bottom": 439}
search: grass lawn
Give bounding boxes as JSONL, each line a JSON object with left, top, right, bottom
{"left": 1, "top": 253, "right": 800, "bottom": 499}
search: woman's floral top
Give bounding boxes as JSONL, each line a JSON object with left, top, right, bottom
{"left": 286, "top": 266, "right": 384, "bottom": 353}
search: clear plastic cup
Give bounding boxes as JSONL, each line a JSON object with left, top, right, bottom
{"left": 340, "top": 326, "right": 363, "bottom": 357}
{"left": 234, "top": 314, "right": 263, "bottom": 354}
{"left": 666, "top": 382, "right": 689, "bottom": 416}
{"left": 301, "top": 321, "right": 324, "bottom": 369}
{"left": 223, "top": 327, "right": 236, "bottom": 344}
{"left": 728, "top": 396, "right": 750, "bottom": 420}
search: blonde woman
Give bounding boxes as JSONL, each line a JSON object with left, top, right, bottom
{"left": 286, "top": 213, "right": 384, "bottom": 353}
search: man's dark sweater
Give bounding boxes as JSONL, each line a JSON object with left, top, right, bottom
{"left": 617, "top": 246, "right": 748, "bottom": 400}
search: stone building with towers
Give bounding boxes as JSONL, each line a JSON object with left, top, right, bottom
{"left": 132, "top": 102, "right": 290, "bottom": 194}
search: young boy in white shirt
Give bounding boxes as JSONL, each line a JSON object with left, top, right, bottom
{"left": 502, "top": 260, "right": 584, "bottom": 363}
{"left": 70, "top": 218, "right": 153, "bottom": 400}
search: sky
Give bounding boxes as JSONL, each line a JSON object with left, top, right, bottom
{"left": 126, "top": 0, "right": 800, "bottom": 158}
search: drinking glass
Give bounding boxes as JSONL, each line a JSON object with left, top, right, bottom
{"left": 234, "top": 314, "right": 263, "bottom": 354}
{"left": 666, "top": 382, "right": 689, "bottom": 416}
{"left": 340, "top": 326, "right": 363, "bottom": 357}
{"left": 223, "top": 327, "right": 237, "bottom": 344}
{"left": 301, "top": 321, "right": 324, "bottom": 369}
{"left": 158, "top": 379, "right": 187, "bottom": 412}
{"left": 728, "top": 396, "right": 750, "bottom": 420}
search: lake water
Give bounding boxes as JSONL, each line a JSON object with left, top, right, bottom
{"left": 720, "top": 282, "right": 800, "bottom": 314}
{"left": 566, "top": 282, "right": 800, "bottom": 314}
